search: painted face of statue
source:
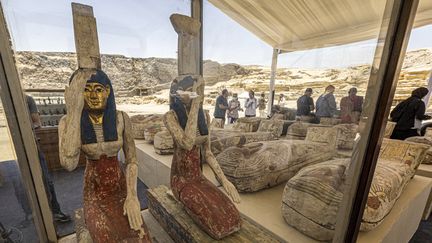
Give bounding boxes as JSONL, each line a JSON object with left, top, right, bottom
{"left": 84, "top": 82, "right": 110, "bottom": 111}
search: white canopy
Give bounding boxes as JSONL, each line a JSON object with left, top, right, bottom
{"left": 209, "top": 0, "right": 432, "bottom": 52}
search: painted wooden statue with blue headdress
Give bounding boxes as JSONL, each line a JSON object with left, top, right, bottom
{"left": 59, "top": 3, "right": 151, "bottom": 242}
{"left": 163, "top": 14, "right": 241, "bottom": 240}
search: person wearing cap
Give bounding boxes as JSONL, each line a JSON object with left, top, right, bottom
{"left": 296, "top": 88, "right": 315, "bottom": 117}
{"left": 340, "top": 87, "right": 363, "bottom": 124}
{"left": 214, "top": 89, "right": 229, "bottom": 125}
{"left": 316, "top": 85, "right": 337, "bottom": 120}
{"left": 258, "top": 93, "right": 267, "bottom": 117}
{"left": 227, "top": 93, "right": 243, "bottom": 123}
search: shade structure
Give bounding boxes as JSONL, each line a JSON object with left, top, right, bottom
{"left": 208, "top": 0, "right": 432, "bottom": 52}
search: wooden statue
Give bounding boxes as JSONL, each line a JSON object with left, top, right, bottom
{"left": 163, "top": 14, "right": 241, "bottom": 240}
{"left": 58, "top": 3, "right": 151, "bottom": 242}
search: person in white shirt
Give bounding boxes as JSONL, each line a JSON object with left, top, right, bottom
{"left": 278, "top": 94, "right": 286, "bottom": 108}
{"left": 244, "top": 90, "right": 257, "bottom": 117}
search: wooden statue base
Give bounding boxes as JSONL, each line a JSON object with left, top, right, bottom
{"left": 147, "top": 185, "right": 281, "bottom": 242}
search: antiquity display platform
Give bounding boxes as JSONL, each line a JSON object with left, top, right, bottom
{"left": 147, "top": 185, "right": 282, "bottom": 242}
{"left": 135, "top": 141, "right": 432, "bottom": 242}
{"left": 417, "top": 164, "right": 432, "bottom": 220}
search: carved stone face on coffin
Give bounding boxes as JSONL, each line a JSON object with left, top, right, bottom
{"left": 84, "top": 82, "right": 110, "bottom": 111}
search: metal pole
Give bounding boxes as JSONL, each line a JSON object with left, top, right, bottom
{"left": 267, "top": 48, "right": 279, "bottom": 116}
{"left": 423, "top": 70, "right": 432, "bottom": 108}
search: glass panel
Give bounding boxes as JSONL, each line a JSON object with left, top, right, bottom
{"left": 1, "top": 0, "right": 191, "bottom": 237}
{"left": 203, "top": 0, "right": 419, "bottom": 242}
{"left": 390, "top": 2, "right": 432, "bottom": 241}
{"left": 0, "top": 98, "right": 38, "bottom": 243}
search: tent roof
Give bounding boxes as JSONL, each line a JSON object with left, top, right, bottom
{"left": 209, "top": 0, "right": 432, "bottom": 52}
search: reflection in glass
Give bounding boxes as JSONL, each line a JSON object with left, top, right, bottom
{"left": 0, "top": 99, "right": 38, "bottom": 243}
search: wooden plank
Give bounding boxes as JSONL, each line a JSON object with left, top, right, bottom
{"left": 72, "top": 3, "right": 101, "bottom": 69}
{"left": 147, "top": 185, "right": 282, "bottom": 243}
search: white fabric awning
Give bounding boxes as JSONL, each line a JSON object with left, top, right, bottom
{"left": 209, "top": 0, "right": 432, "bottom": 52}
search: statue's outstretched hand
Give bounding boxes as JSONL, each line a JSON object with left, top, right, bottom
{"left": 222, "top": 179, "right": 241, "bottom": 203}
{"left": 123, "top": 196, "right": 145, "bottom": 238}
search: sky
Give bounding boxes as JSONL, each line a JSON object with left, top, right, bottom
{"left": 1, "top": 0, "right": 432, "bottom": 69}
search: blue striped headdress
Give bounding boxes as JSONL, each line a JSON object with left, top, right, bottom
{"left": 69, "top": 69, "right": 118, "bottom": 145}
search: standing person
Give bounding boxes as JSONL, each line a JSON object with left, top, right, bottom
{"left": 340, "top": 87, "right": 363, "bottom": 124}
{"left": 258, "top": 93, "right": 267, "bottom": 118}
{"left": 227, "top": 93, "right": 242, "bottom": 124}
{"left": 278, "top": 94, "right": 286, "bottom": 108}
{"left": 296, "top": 88, "right": 315, "bottom": 117}
{"left": 315, "top": 85, "right": 337, "bottom": 120}
{"left": 213, "top": 89, "right": 229, "bottom": 125}
{"left": 390, "top": 87, "right": 431, "bottom": 140}
{"left": 25, "top": 94, "right": 71, "bottom": 223}
{"left": 244, "top": 90, "right": 257, "bottom": 117}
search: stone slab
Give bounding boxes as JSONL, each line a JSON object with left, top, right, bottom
{"left": 147, "top": 185, "right": 282, "bottom": 243}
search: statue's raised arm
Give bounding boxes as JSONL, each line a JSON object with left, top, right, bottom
{"left": 59, "top": 69, "right": 94, "bottom": 171}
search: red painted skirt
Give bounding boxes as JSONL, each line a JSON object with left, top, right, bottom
{"left": 84, "top": 155, "right": 151, "bottom": 243}
{"left": 171, "top": 146, "right": 241, "bottom": 239}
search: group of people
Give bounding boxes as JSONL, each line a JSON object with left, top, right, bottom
{"left": 213, "top": 89, "right": 267, "bottom": 124}
{"left": 212, "top": 85, "right": 432, "bottom": 141}
{"left": 296, "top": 85, "right": 364, "bottom": 124}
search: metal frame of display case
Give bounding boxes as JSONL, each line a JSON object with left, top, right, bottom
{"left": 0, "top": 0, "right": 422, "bottom": 242}
{"left": 333, "top": 0, "right": 420, "bottom": 242}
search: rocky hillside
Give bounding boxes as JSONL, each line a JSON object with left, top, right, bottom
{"left": 204, "top": 48, "right": 432, "bottom": 108}
{"left": 9, "top": 48, "right": 432, "bottom": 108}
{"left": 15, "top": 51, "right": 247, "bottom": 96}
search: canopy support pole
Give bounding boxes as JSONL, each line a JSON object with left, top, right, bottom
{"left": 424, "top": 70, "right": 432, "bottom": 109}
{"left": 267, "top": 48, "right": 279, "bottom": 116}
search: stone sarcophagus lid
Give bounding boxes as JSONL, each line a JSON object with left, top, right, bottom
{"left": 130, "top": 114, "right": 164, "bottom": 141}
{"left": 285, "top": 122, "right": 329, "bottom": 140}
{"left": 216, "top": 126, "right": 338, "bottom": 192}
{"left": 281, "top": 139, "right": 429, "bottom": 241}
{"left": 232, "top": 117, "right": 264, "bottom": 132}
{"left": 153, "top": 129, "right": 174, "bottom": 155}
{"left": 256, "top": 119, "right": 285, "bottom": 138}
{"left": 333, "top": 124, "right": 358, "bottom": 150}
{"left": 210, "top": 129, "right": 276, "bottom": 156}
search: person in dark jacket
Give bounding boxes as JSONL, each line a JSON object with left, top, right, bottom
{"left": 316, "top": 85, "right": 337, "bottom": 119}
{"left": 390, "top": 87, "right": 431, "bottom": 140}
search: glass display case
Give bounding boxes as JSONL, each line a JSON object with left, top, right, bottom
{"left": 0, "top": 0, "right": 431, "bottom": 242}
